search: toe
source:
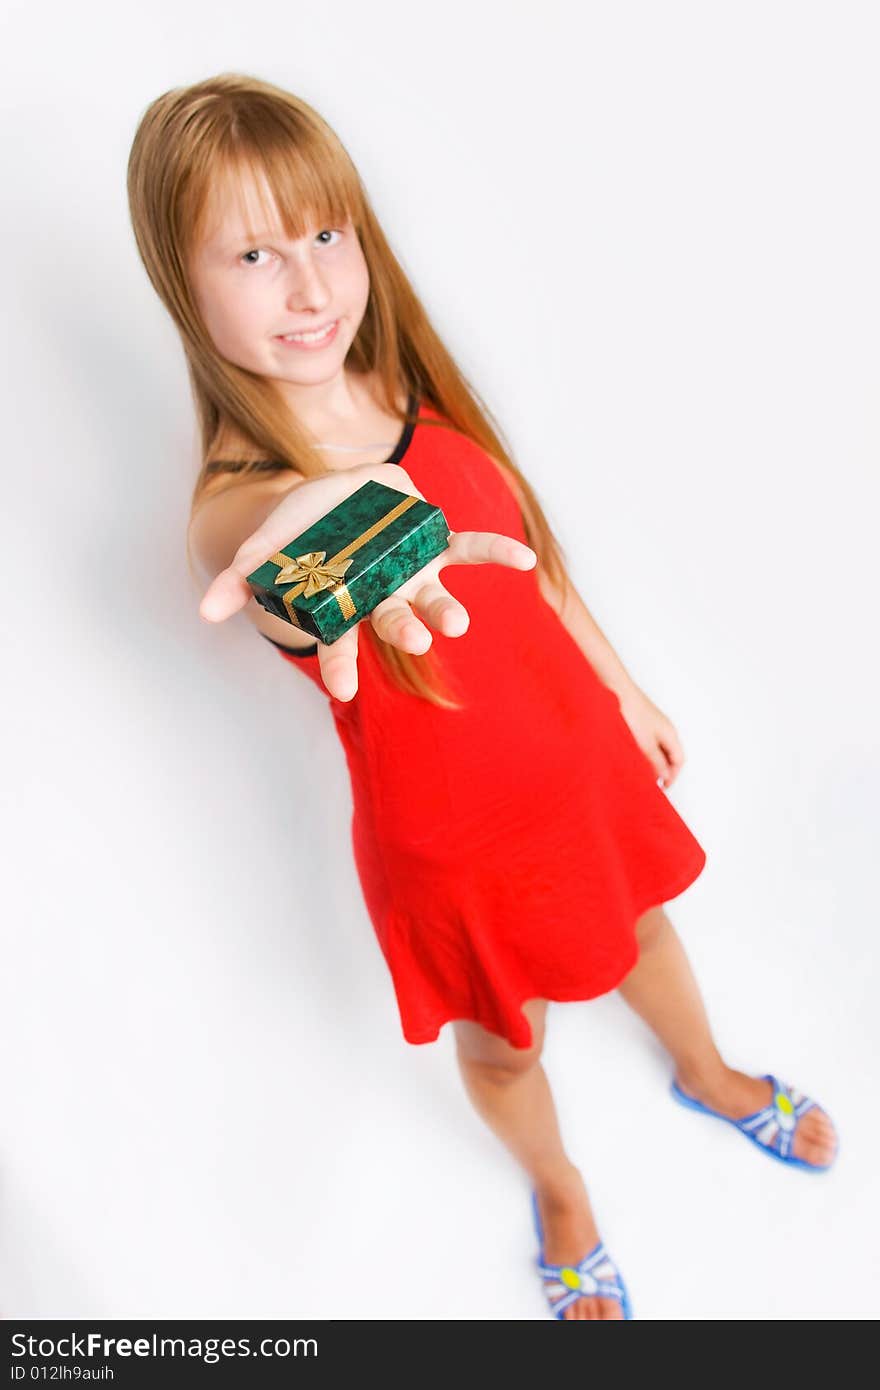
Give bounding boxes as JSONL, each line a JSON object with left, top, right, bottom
{"left": 599, "top": 1296, "right": 625, "bottom": 1319}
{"left": 563, "top": 1295, "right": 623, "bottom": 1319}
{"left": 563, "top": 1297, "right": 591, "bottom": 1318}
{"left": 793, "top": 1108, "right": 838, "bottom": 1166}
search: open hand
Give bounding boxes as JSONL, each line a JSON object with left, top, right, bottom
{"left": 199, "top": 462, "right": 538, "bottom": 701}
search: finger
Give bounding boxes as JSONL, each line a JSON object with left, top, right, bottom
{"left": 408, "top": 579, "right": 470, "bottom": 639}
{"left": 649, "top": 750, "right": 668, "bottom": 783}
{"left": 668, "top": 740, "right": 685, "bottom": 770}
{"left": 315, "top": 622, "right": 361, "bottom": 703}
{"left": 659, "top": 733, "right": 685, "bottom": 778}
{"left": 199, "top": 562, "right": 254, "bottom": 622}
{"left": 443, "top": 530, "right": 537, "bottom": 571}
{"left": 369, "top": 593, "right": 435, "bottom": 653}
{"left": 657, "top": 752, "right": 679, "bottom": 788}
{"left": 655, "top": 747, "right": 673, "bottom": 785}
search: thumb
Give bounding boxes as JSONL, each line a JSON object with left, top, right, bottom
{"left": 200, "top": 533, "right": 276, "bottom": 623}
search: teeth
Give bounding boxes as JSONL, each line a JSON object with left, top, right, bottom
{"left": 281, "top": 322, "right": 335, "bottom": 343}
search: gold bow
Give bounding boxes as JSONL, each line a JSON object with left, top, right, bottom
{"left": 273, "top": 551, "right": 354, "bottom": 595}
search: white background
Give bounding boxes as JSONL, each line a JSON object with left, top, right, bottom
{"left": 2, "top": 0, "right": 878, "bottom": 1321}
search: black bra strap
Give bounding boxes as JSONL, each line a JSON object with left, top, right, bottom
{"left": 260, "top": 632, "right": 319, "bottom": 658}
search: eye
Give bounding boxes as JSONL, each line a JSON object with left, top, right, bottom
{"left": 238, "top": 228, "right": 344, "bottom": 266}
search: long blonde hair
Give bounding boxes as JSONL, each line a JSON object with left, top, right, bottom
{"left": 126, "top": 71, "right": 573, "bottom": 708}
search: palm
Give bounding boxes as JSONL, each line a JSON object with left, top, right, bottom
{"left": 199, "top": 462, "right": 537, "bottom": 702}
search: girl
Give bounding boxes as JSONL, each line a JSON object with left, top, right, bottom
{"left": 127, "top": 73, "right": 839, "bottom": 1321}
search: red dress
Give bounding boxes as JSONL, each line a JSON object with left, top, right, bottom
{"left": 260, "top": 397, "right": 707, "bottom": 1049}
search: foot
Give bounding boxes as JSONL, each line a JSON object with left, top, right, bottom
{"left": 673, "top": 1065, "right": 838, "bottom": 1168}
{"left": 533, "top": 1164, "right": 625, "bottom": 1320}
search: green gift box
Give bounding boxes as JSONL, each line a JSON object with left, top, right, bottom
{"left": 246, "top": 479, "right": 452, "bottom": 644}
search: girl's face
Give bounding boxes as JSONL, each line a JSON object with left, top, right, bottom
{"left": 188, "top": 176, "right": 370, "bottom": 390}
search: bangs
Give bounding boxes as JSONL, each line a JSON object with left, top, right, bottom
{"left": 188, "top": 110, "right": 361, "bottom": 254}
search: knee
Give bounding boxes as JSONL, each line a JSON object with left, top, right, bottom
{"left": 453, "top": 1008, "right": 546, "bottom": 1081}
{"left": 457, "top": 1043, "right": 542, "bottom": 1084}
{"left": 635, "top": 904, "right": 668, "bottom": 952}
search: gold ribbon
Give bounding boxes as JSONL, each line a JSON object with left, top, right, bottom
{"left": 268, "top": 492, "right": 420, "bottom": 629}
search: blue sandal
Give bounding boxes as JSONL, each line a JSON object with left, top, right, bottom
{"left": 669, "top": 1072, "right": 837, "bottom": 1172}
{"left": 530, "top": 1189, "right": 633, "bottom": 1319}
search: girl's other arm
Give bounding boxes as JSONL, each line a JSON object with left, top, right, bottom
{"left": 490, "top": 454, "right": 638, "bottom": 699}
{"left": 537, "top": 567, "right": 637, "bottom": 700}
{"left": 493, "top": 461, "right": 687, "bottom": 786}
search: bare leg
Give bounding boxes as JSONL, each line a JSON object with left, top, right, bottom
{"left": 616, "top": 906, "right": 837, "bottom": 1165}
{"left": 452, "top": 1001, "right": 623, "bottom": 1320}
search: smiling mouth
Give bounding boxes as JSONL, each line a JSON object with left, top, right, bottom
{"left": 276, "top": 320, "right": 339, "bottom": 345}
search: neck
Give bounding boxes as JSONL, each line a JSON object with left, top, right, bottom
{"left": 276, "top": 368, "right": 377, "bottom": 440}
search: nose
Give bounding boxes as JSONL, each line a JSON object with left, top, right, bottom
{"left": 284, "top": 250, "right": 331, "bottom": 313}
